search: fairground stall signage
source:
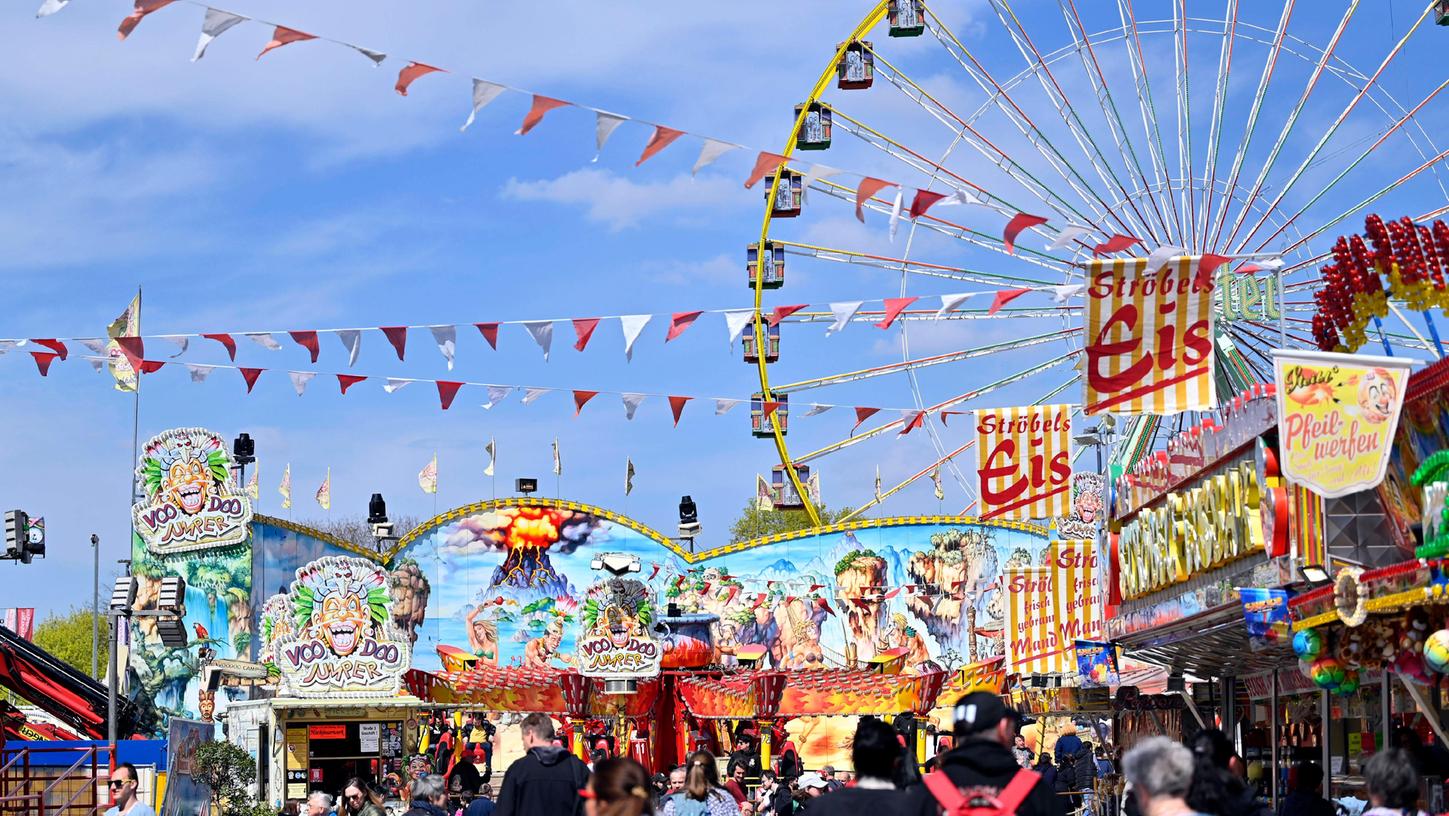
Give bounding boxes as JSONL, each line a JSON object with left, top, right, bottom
{"left": 576, "top": 578, "right": 662, "bottom": 678}
{"left": 133, "top": 427, "right": 253, "bottom": 556}
{"left": 974, "top": 405, "right": 1073, "bottom": 521}
{"left": 1111, "top": 385, "right": 1287, "bottom": 602}
{"left": 268, "top": 556, "right": 411, "bottom": 698}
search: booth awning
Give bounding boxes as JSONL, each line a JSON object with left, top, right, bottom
{"left": 407, "top": 667, "right": 658, "bottom": 718}
{"left": 678, "top": 669, "right": 946, "bottom": 720}
{"left": 1117, "top": 602, "right": 1295, "bottom": 678}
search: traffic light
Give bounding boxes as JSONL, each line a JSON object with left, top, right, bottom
{"left": 4, "top": 511, "right": 32, "bottom": 564}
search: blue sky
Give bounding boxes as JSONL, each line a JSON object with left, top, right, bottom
{"left": 2, "top": 0, "right": 1446, "bottom": 618}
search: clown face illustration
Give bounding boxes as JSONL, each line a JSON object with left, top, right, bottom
{"left": 1357, "top": 368, "right": 1399, "bottom": 424}
{"left": 319, "top": 590, "right": 371, "bottom": 656}
{"left": 165, "top": 456, "right": 213, "bottom": 515}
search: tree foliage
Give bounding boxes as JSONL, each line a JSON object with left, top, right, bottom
{"left": 193, "top": 740, "right": 272, "bottom": 816}
{"left": 727, "top": 502, "right": 854, "bottom": 544}
{"left": 33, "top": 606, "right": 107, "bottom": 678}
{"left": 297, "top": 515, "right": 422, "bottom": 548}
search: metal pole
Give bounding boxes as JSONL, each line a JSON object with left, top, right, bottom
{"left": 1320, "top": 690, "right": 1331, "bottom": 800}
{"left": 1381, "top": 668, "right": 1392, "bottom": 755}
{"left": 1270, "top": 670, "right": 1279, "bottom": 812}
{"left": 107, "top": 610, "right": 119, "bottom": 772}
{"left": 91, "top": 535, "right": 99, "bottom": 679}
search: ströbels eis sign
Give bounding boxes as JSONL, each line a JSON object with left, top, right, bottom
{"left": 1110, "top": 386, "right": 1288, "bottom": 602}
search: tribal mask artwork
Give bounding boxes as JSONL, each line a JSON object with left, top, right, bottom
{"left": 292, "top": 558, "right": 389, "bottom": 657}
{"left": 132, "top": 427, "right": 253, "bottom": 555}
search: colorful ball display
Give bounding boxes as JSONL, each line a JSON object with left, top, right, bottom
{"left": 1335, "top": 672, "right": 1360, "bottom": 696}
{"left": 1311, "top": 657, "right": 1346, "bottom": 690}
{"left": 1293, "top": 629, "right": 1323, "bottom": 660}
{"left": 1423, "top": 629, "right": 1449, "bottom": 674}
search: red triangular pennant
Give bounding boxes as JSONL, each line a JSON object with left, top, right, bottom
{"left": 257, "top": 26, "right": 315, "bottom": 60}
{"left": 380, "top": 326, "right": 407, "bottom": 360}
{"left": 117, "top": 0, "right": 173, "bottom": 40}
{"left": 475, "top": 323, "right": 500, "bottom": 350}
{"left": 908, "top": 189, "right": 947, "bottom": 219}
{"left": 762, "top": 400, "right": 783, "bottom": 418}
{"left": 1093, "top": 233, "right": 1144, "bottom": 256}
{"left": 395, "top": 62, "right": 444, "bottom": 96}
{"left": 436, "top": 380, "right": 463, "bottom": 410}
{"left": 115, "top": 336, "right": 145, "bottom": 372}
{"left": 288, "top": 330, "right": 320, "bottom": 363}
{"left": 1003, "top": 212, "right": 1048, "bottom": 254}
{"left": 636, "top": 126, "right": 685, "bottom": 166}
{"left": 668, "top": 395, "right": 692, "bottom": 427}
{"left": 665, "top": 311, "right": 703, "bottom": 342}
{"left": 337, "top": 374, "right": 367, "bottom": 395}
{"left": 30, "top": 339, "right": 67, "bottom": 361}
{"left": 518, "top": 95, "right": 570, "bottom": 135}
{"left": 939, "top": 410, "right": 967, "bottom": 426}
{"left": 768, "top": 304, "right": 807, "bottom": 327}
{"left": 855, "top": 177, "right": 897, "bottom": 222}
{"left": 875, "top": 296, "right": 918, "bottom": 329}
{"left": 573, "top": 390, "right": 599, "bottom": 416}
{"left": 572, "top": 318, "right": 601, "bottom": 352}
{"left": 1195, "top": 253, "right": 1232, "bottom": 290}
{"left": 988, "top": 288, "right": 1031, "bottom": 316}
{"left": 138, "top": 360, "right": 165, "bottom": 375}
{"left": 744, "top": 152, "right": 789, "bottom": 189}
{"left": 853, "top": 406, "right": 881, "bottom": 431}
{"left": 202, "top": 333, "right": 236, "bottom": 360}
{"left": 898, "top": 411, "right": 926, "bottom": 436}
{"left": 30, "top": 351, "right": 58, "bottom": 376}
{"left": 239, "top": 367, "right": 263, "bottom": 393}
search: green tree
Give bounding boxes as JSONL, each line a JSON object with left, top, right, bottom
{"left": 193, "top": 740, "right": 272, "bottom": 816}
{"left": 727, "top": 502, "right": 854, "bottom": 544}
{"left": 33, "top": 606, "right": 108, "bottom": 678}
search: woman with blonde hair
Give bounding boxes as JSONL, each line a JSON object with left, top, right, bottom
{"left": 662, "top": 751, "right": 741, "bottom": 816}
{"left": 582, "top": 757, "right": 656, "bottom": 816}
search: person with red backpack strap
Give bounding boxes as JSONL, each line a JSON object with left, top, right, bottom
{"left": 902, "top": 692, "right": 1064, "bottom": 816}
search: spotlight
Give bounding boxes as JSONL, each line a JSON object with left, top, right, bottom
{"left": 232, "top": 433, "right": 256, "bottom": 467}
{"left": 367, "top": 494, "right": 388, "bottom": 525}
{"left": 678, "top": 495, "right": 701, "bottom": 539}
{"left": 1301, "top": 565, "right": 1331, "bottom": 585}
{"left": 516, "top": 478, "right": 539, "bottom": 496}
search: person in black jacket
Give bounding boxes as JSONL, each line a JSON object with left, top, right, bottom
{"left": 494, "top": 713, "right": 590, "bottom": 816}
{"left": 901, "top": 692, "right": 1065, "bottom": 816}
{"left": 1073, "top": 741, "right": 1099, "bottom": 815}
{"left": 1185, "top": 728, "right": 1268, "bottom": 816}
{"left": 801, "top": 717, "right": 904, "bottom": 816}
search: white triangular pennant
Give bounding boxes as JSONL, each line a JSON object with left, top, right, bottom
{"left": 337, "top": 330, "right": 361, "bottom": 367}
{"left": 383, "top": 378, "right": 411, "bottom": 394}
{"left": 619, "top": 314, "right": 650, "bottom": 361}
{"left": 88, "top": 359, "right": 104, "bottom": 373}
{"left": 288, "top": 371, "right": 316, "bottom": 396}
{"left": 522, "top": 321, "right": 553, "bottom": 361}
{"left": 621, "top": 393, "right": 646, "bottom": 420}
{"left": 593, "top": 112, "right": 628, "bottom": 162}
{"left": 1255, "top": 255, "right": 1286, "bottom": 270}
{"left": 1145, "top": 244, "right": 1186, "bottom": 273}
{"left": 159, "top": 336, "right": 189, "bottom": 357}
{"left": 723, "top": 309, "right": 754, "bottom": 345}
{"left": 461, "top": 79, "right": 508, "bottom": 133}
{"left": 714, "top": 398, "right": 741, "bottom": 415}
{"left": 482, "top": 385, "right": 513, "bottom": 409}
{"left": 186, "top": 364, "right": 213, "bottom": 383}
{"left": 936, "top": 293, "right": 972, "bottom": 318}
{"left": 78, "top": 338, "right": 105, "bottom": 354}
{"left": 1047, "top": 225, "right": 1091, "bottom": 251}
{"left": 1052, "top": 283, "right": 1085, "bottom": 303}
{"left": 801, "top": 165, "right": 842, "bottom": 204}
{"left": 804, "top": 404, "right": 832, "bottom": 417}
{"left": 933, "top": 188, "right": 983, "bottom": 208}
{"left": 887, "top": 187, "right": 905, "bottom": 242}
{"left": 36, "top": 0, "right": 69, "bottom": 17}
{"left": 692, "top": 139, "right": 737, "bottom": 176}
{"left": 826, "top": 301, "right": 863, "bottom": 335}
{"left": 522, "top": 387, "right": 549, "bottom": 405}
{"left": 245, "top": 332, "right": 281, "bottom": 350}
{"left": 192, "top": 8, "right": 246, "bottom": 61}
{"left": 351, "top": 46, "right": 386, "bottom": 65}
{"left": 429, "top": 325, "right": 457, "bottom": 371}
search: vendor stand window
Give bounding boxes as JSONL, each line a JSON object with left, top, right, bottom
{"left": 285, "top": 720, "right": 405, "bottom": 801}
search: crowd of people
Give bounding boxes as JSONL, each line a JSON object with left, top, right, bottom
{"left": 273, "top": 697, "right": 1442, "bottom": 816}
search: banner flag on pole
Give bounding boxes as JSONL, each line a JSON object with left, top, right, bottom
{"left": 105, "top": 294, "right": 140, "bottom": 393}
{"left": 484, "top": 437, "right": 496, "bottom": 478}
{"left": 279, "top": 463, "right": 291, "bottom": 510}
{"left": 315, "top": 468, "right": 331, "bottom": 510}
{"left": 625, "top": 458, "right": 635, "bottom": 496}
{"left": 419, "top": 454, "right": 438, "bottom": 494}
{"left": 552, "top": 439, "right": 562, "bottom": 476}
{"left": 245, "top": 462, "right": 259, "bottom": 501}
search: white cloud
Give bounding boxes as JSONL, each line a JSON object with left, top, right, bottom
{"left": 499, "top": 168, "right": 746, "bottom": 231}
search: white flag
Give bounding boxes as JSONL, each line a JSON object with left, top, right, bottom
{"left": 288, "top": 371, "right": 315, "bottom": 396}
{"left": 418, "top": 454, "right": 438, "bottom": 495}
{"left": 337, "top": 330, "right": 361, "bottom": 367}
{"left": 619, "top": 314, "right": 650, "bottom": 361}
{"left": 429, "top": 325, "right": 457, "bottom": 370}
{"left": 36, "top": 0, "right": 69, "bottom": 17}
{"left": 714, "top": 398, "right": 741, "bottom": 415}
{"left": 78, "top": 338, "right": 106, "bottom": 354}
{"left": 802, "top": 165, "right": 842, "bottom": 204}
{"left": 933, "top": 189, "right": 983, "bottom": 208}
{"left": 593, "top": 112, "right": 627, "bottom": 161}
{"left": 723, "top": 310, "right": 754, "bottom": 346}
{"left": 931, "top": 467, "right": 944, "bottom": 500}
{"left": 1047, "top": 225, "right": 1092, "bottom": 251}
{"left": 383, "top": 378, "right": 411, "bottom": 394}
{"left": 245, "top": 332, "right": 281, "bottom": 351}
{"left": 522, "top": 387, "right": 549, "bottom": 405}
{"left": 692, "top": 139, "right": 737, "bottom": 176}
{"left": 522, "top": 321, "right": 553, "bottom": 361}
{"left": 625, "top": 458, "right": 635, "bottom": 496}
{"left": 483, "top": 385, "right": 513, "bottom": 409}
{"left": 1145, "top": 244, "right": 1186, "bottom": 273}
{"left": 621, "top": 393, "right": 646, "bottom": 420}
{"left": 159, "top": 336, "right": 189, "bottom": 357}
{"left": 351, "top": 46, "right": 386, "bottom": 65}
{"left": 826, "top": 301, "right": 863, "bottom": 335}
{"left": 279, "top": 463, "right": 292, "bottom": 510}
{"left": 246, "top": 463, "right": 259, "bottom": 501}
{"left": 186, "top": 364, "right": 214, "bottom": 383}
{"left": 484, "top": 437, "right": 496, "bottom": 477}
{"left": 874, "top": 465, "right": 882, "bottom": 500}
{"left": 935, "top": 293, "right": 971, "bottom": 318}
{"left": 461, "top": 79, "right": 508, "bottom": 132}
{"left": 804, "top": 404, "right": 832, "bottom": 417}
{"left": 887, "top": 187, "right": 905, "bottom": 242}
{"left": 1254, "top": 255, "right": 1286, "bottom": 270}
{"left": 192, "top": 8, "right": 246, "bottom": 61}
{"left": 552, "top": 439, "right": 561, "bottom": 476}
{"left": 315, "top": 468, "right": 331, "bottom": 511}
{"left": 1052, "top": 283, "right": 1085, "bottom": 303}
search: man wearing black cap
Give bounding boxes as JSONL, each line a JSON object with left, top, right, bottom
{"left": 902, "top": 692, "right": 1064, "bottom": 816}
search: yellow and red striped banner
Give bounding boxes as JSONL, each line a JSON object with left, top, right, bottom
{"left": 1292, "top": 482, "right": 1326, "bottom": 568}
{"left": 1083, "top": 258, "right": 1216, "bottom": 415}
{"left": 1003, "top": 566, "right": 1067, "bottom": 674}
{"left": 1048, "top": 540, "right": 1104, "bottom": 645}
{"left": 974, "top": 404, "right": 1073, "bottom": 521}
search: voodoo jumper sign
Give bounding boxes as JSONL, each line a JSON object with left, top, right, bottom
{"left": 576, "top": 578, "right": 662, "bottom": 679}
{"left": 270, "top": 556, "right": 410, "bottom": 698}
{"left": 132, "top": 427, "right": 253, "bottom": 556}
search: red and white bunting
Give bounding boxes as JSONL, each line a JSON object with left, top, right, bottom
{"left": 461, "top": 80, "right": 507, "bottom": 132}
{"left": 875, "top": 297, "right": 917, "bottom": 330}
{"left": 619, "top": 314, "right": 650, "bottom": 360}
{"left": 668, "top": 395, "right": 691, "bottom": 427}
{"left": 395, "top": 62, "right": 444, "bottom": 96}
{"left": 475, "top": 322, "right": 500, "bottom": 350}
{"left": 665, "top": 311, "right": 702, "bottom": 342}
{"left": 257, "top": 25, "right": 314, "bottom": 60}
{"left": 854, "top": 177, "right": 896, "bottom": 223}
{"left": 380, "top": 326, "right": 408, "bottom": 360}
{"left": 429, "top": 325, "right": 456, "bottom": 369}
{"left": 517, "top": 95, "right": 570, "bottom": 136}
{"left": 637, "top": 126, "right": 684, "bottom": 166}
{"left": 572, "top": 318, "right": 600, "bottom": 352}
{"left": 1003, "top": 212, "right": 1048, "bottom": 255}
{"left": 522, "top": 321, "right": 553, "bottom": 360}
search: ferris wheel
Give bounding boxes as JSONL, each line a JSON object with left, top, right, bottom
{"left": 747, "top": 0, "right": 1449, "bottom": 526}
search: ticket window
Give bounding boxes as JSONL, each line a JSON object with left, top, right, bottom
{"left": 295, "top": 722, "right": 405, "bottom": 798}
